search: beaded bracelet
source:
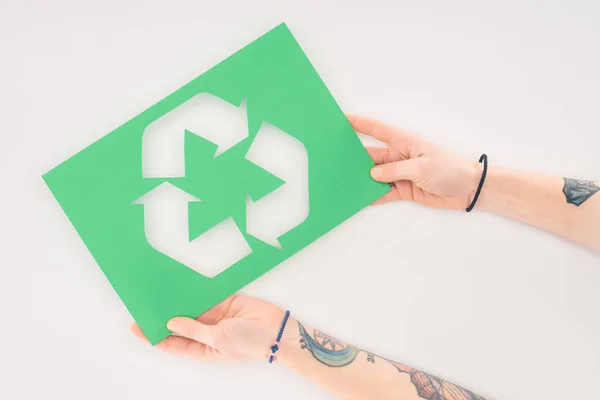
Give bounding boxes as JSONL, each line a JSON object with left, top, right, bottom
{"left": 268, "top": 310, "right": 291, "bottom": 363}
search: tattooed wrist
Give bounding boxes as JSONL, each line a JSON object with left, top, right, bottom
{"left": 562, "top": 178, "right": 600, "bottom": 206}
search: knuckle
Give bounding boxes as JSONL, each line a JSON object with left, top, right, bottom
{"left": 393, "top": 162, "right": 404, "bottom": 176}
{"left": 185, "top": 327, "right": 197, "bottom": 340}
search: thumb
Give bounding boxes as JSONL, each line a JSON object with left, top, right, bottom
{"left": 370, "top": 158, "right": 424, "bottom": 183}
{"left": 167, "top": 317, "right": 220, "bottom": 347}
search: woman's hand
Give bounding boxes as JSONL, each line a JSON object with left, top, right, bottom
{"left": 131, "top": 296, "right": 288, "bottom": 362}
{"left": 348, "top": 115, "right": 482, "bottom": 209}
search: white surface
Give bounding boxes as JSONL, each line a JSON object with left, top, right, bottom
{"left": 1, "top": 1, "right": 599, "bottom": 399}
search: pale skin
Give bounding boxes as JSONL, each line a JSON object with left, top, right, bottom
{"left": 131, "top": 115, "right": 599, "bottom": 400}
{"left": 351, "top": 115, "right": 600, "bottom": 251}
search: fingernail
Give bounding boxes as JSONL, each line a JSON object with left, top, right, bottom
{"left": 166, "top": 319, "right": 178, "bottom": 331}
{"left": 371, "top": 167, "right": 382, "bottom": 178}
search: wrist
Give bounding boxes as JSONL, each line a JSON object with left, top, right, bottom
{"left": 271, "top": 317, "right": 301, "bottom": 366}
{"left": 465, "top": 159, "right": 485, "bottom": 208}
{"left": 476, "top": 165, "right": 507, "bottom": 212}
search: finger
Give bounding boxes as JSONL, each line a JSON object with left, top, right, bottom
{"left": 347, "top": 114, "right": 395, "bottom": 144}
{"left": 131, "top": 321, "right": 220, "bottom": 361}
{"left": 372, "top": 189, "right": 400, "bottom": 205}
{"left": 366, "top": 146, "right": 390, "bottom": 165}
{"left": 167, "top": 317, "right": 219, "bottom": 348}
{"left": 370, "top": 158, "right": 423, "bottom": 183}
{"left": 155, "top": 335, "right": 219, "bottom": 362}
{"left": 155, "top": 335, "right": 196, "bottom": 354}
{"left": 130, "top": 323, "right": 150, "bottom": 344}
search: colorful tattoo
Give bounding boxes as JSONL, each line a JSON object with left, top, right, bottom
{"left": 562, "top": 178, "right": 600, "bottom": 206}
{"left": 298, "top": 322, "right": 359, "bottom": 367}
{"left": 387, "top": 361, "right": 485, "bottom": 400}
{"left": 298, "top": 322, "right": 486, "bottom": 399}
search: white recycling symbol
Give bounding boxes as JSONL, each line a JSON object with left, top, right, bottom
{"left": 133, "top": 93, "right": 309, "bottom": 277}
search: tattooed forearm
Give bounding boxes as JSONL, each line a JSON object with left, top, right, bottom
{"left": 562, "top": 178, "right": 600, "bottom": 206}
{"left": 298, "top": 322, "right": 486, "bottom": 400}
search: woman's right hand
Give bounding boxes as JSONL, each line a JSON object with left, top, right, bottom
{"left": 349, "top": 115, "right": 482, "bottom": 209}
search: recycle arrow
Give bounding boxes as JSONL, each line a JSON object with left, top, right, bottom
{"left": 142, "top": 93, "right": 249, "bottom": 178}
{"left": 245, "top": 122, "right": 309, "bottom": 249}
{"left": 136, "top": 92, "right": 308, "bottom": 276}
{"left": 132, "top": 182, "right": 251, "bottom": 278}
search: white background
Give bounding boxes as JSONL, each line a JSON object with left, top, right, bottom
{"left": 1, "top": 1, "right": 599, "bottom": 399}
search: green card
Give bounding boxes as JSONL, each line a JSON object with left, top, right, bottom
{"left": 43, "top": 23, "right": 389, "bottom": 345}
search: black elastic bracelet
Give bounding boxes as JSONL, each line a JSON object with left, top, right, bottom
{"left": 466, "top": 154, "right": 488, "bottom": 212}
